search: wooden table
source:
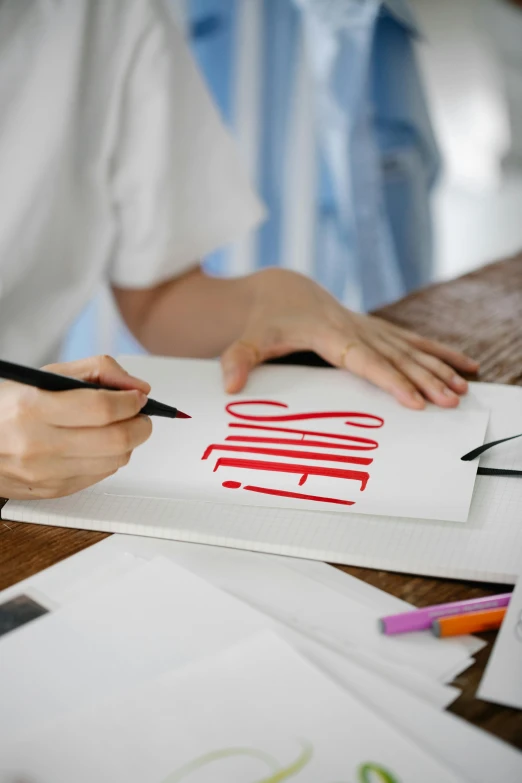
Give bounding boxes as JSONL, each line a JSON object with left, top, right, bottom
{"left": 2, "top": 255, "right": 522, "bottom": 749}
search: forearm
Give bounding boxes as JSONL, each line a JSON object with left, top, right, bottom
{"left": 113, "top": 266, "right": 256, "bottom": 357}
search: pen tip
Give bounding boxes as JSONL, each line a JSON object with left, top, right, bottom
{"left": 176, "top": 410, "right": 191, "bottom": 419}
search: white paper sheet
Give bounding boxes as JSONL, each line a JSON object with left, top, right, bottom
{"left": 8, "top": 546, "right": 451, "bottom": 713}
{"left": 102, "top": 357, "right": 488, "bottom": 522}
{"left": 0, "top": 556, "right": 465, "bottom": 748}
{"left": 311, "top": 641, "right": 522, "bottom": 783}
{"left": 0, "top": 632, "right": 467, "bottom": 783}
{"left": 2, "top": 554, "right": 520, "bottom": 782}
{"left": 103, "top": 538, "right": 470, "bottom": 682}
{"left": 0, "top": 534, "right": 473, "bottom": 693}
{"left": 278, "top": 557, "right": 485, "bottom": 655}
{"left": 478, "top": 577, "right": 522, "bottom": 709}
{"left": 42, "top": 551, "right": 145, "bottom": 606}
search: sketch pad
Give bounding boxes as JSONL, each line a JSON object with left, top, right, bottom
{"left": 7, "top": 371, "right": 522, "bottom": 583}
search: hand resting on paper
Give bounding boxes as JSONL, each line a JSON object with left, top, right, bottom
{"left": 0, "top": 356, "right": 152, "bottom": 499}
{"left": 220, "top": 270, "right": 479, "bottom": 409}
{"left": 114, "top": 267, "right": 479, "bottom": 411}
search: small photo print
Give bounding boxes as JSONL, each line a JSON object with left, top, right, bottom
{"left": 0, "top": 595, "right": 49, "bottom": 638}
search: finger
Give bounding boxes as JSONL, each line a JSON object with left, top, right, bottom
{"left": 35, "top": 388, "right": 148, "bottom": 427}
{"left": 316, "top": 333, "right": 426, "bottom": 409}
{"left": 4, "top": 471, "right": 121, "bottom": 500}
{"left": 383, "top": 325, "right": 480, "bottom": 373}
{"left": 389, "top": 339, "right": 469, "bottom": 395}
{"left": 55, "top": 451, "right": 133, "bottom": 478}
{"left": 43, "top": 355, "right": 151, "bottom": 394}
{"left": 373, "top": 339, "right": 461, "bottom": 407}
{"left": 63, "top": 472, "right": 122, "bottom": 495}
{"left": 221, "top": 338, "right": 263, "bottom": 393}
{"left": 44, "top": 471, "right": 124, "bottom": 499}
{"left": 18, "top": 452, "right": 134, "bottom": 485}
{"left": 63, "top": 414, "right": 153, "bottom": 458}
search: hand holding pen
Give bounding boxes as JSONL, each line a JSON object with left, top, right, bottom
{"left": 0, "top": 355, "right": 188, "bottom": 501}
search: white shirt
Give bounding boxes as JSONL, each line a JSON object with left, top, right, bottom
{"left": 0, "top": 0, "right": 263, "bottom": 365}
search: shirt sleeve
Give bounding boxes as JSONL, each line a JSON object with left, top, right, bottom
{"left": 108, "top": 0, "right": 265, "bottom": 289}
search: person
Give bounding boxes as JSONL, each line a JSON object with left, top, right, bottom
{"left": 184, "top": 0, "right": 439, "bottom": 310}
{"left": 0, "top": 0, "right": 478, "bottom": 501}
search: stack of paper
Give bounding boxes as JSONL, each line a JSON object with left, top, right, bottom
{"left": 0, "top": 536, "right": 520, "bottom": 781}
{"left": 6, "top": 357, "right": 522, "bottom": 583}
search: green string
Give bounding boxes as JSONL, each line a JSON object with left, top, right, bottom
{"left": 161, "top": 743, "right": 313, "bottom": 783}
{"left": 255, "top": 742, "right": 313, "bottom": 782}
{"left": 161, "top": 747, "right": 280, "bottom": 782}
{"left": 358, "top": 763, "right": 401, "bottom": 783}
{"left": 161, "top": 745, "right": 399, "bottom": 783}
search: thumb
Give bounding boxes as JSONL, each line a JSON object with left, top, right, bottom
{"left": 221, "top": 339, "right": 262, "bottom": 393}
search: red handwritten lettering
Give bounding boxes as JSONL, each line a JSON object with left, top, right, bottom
{"left": 222, "top": 481, "right": 355, "bottom": 506}
{"left": 227, "top": 423, "right": 379, "bottom": 449}
{"left": 202, "top": 443, "right": 372, "bottom": 466}
{"left": 225, "top": 400, "right": 384, "bottom": 429}
{"left": 213, "top": 457, "right": 370, "bottom": 490}
{"left": 225, "top": 435, "right": 377, "bottom": 451}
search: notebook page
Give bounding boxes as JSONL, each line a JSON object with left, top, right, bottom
{"left": 5, "top": 383, "right": 522, "bottom": 584}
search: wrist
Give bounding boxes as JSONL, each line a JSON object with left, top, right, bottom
{"left": 241, "top": 266, "right": 295, "bottom": 306}
{"left": 234, "top": 268, "right": 261, "bottom": 311}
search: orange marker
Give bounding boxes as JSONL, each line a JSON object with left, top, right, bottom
{"left": 432, "top": 607, "right": 507, "bottom": 638}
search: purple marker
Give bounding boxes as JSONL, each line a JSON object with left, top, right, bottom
{"left": 379, "top": 593, "right": 512, "bottom": 635}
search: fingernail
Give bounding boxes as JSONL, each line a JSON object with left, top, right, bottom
{"left": 223, "top": 368, "right": 238, "bottom": 390}
{"left": 443, "top": 387, "right": 459, "bottom": 400}
{"left": 452, "top": 375, "right": 467, "bottom": 390}
{"left": 136, "top": 392, "right": 148, "bottom": 407}
{"left": 399, "top": 390, "right": 424, "bottom": 407}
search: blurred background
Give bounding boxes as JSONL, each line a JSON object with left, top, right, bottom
{"left": 413, "top": 0, "right": 522, "bottom": 280}
{"left": 63, "top": 0, "right": 522, "bottom": 359}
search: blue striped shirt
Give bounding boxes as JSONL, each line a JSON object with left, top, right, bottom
{"left": 187, "top": 0, "right": 440, "bottom": 310}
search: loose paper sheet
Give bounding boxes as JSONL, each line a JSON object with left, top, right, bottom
{"left": 277, "top": 556, "right": 485, "bottom": 656}
{"left": 0, "top": 632, "right": 465, "bottom": 783}
{"left": 1, "top": 549, "right": 520, "bottom": 782}
{"left": 0, "top": 536, "right": 473, "bottom": 691}
{"left": 0, "top": 541, "right": 462, "bottom": 711}
{"left": 478, "top": 577, "right": 522, "bottom": 709}
{"left": 103, "top": 357, "right": 488, "bottom": 522}
{"left": 0, "top": 557, "right": 467, "bottom": 747}
{"left": 120, "top": 538, "right": 471, "bottom": 683}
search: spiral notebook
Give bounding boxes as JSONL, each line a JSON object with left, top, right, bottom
{"left": 5, "top": 375, "right": 522, "bottom": 584}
